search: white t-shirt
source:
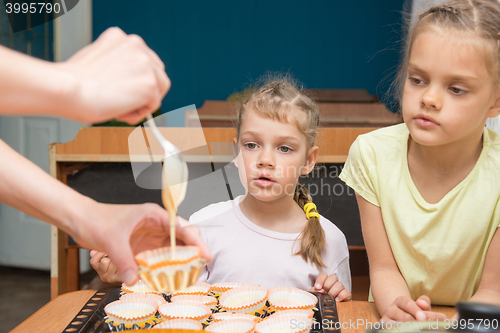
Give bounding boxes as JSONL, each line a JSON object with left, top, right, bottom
{"left": 189, "top": 195, "right": 351, "bottom": 291}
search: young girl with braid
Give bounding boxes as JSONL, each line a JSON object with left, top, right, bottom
{"left": 340, "top": 0, "right": 500, "bottom": 322}
{"left": 190, "top": 79, "right": 351, "bottom": 300}
{"left": 91, "top": 78, "right": 352, "bottom": 301}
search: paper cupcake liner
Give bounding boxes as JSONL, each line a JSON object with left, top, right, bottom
{"left": 104, "top": 298, "right": 158, "bottom": 325}
{"left": 119, "top": 292, "right": 167, "bottom": 307}
{"left": 139, "top": 262, "right": 204, "bottom": 293}
{"left": 152, "top": 318, "right": 203, "bottom": 330}
{"left": 210, "top": 282, "right": 242, "bottom": 293}
{"left": 264, "top": 309, "right": 315, "bottom": 321}
{"left": 268, "top": 287, "right": 317, "bottom": 310}
{"left": 121, "top": 279, "right": 162, "bottom": 295}
{"left": 205, "top": 318, "right": 256, "bottom": 333}
{"left": 136, "top": 245, "right": 201, "bottom": 269}
{"left": 219, "top": 285, "right": 268, "bottom": 314}
{"left": 136, "top": 246, "right": 206, "bottom": 293}
{"left": 105, "top": 316, "right": 159, "bottom": 331}
{"left": 171, "top": 281, "right": 211, "bottom": 296}
{"left": 255, "top": 314, "right": 313, "bottom": 333}
{"left": 212, "top": 312, "right": 261, "bottom": 323}
{"left": 158, "top": 301, "right": 212, "bottom": 323}
{"left": 171, "top": 294, "right": 218, "bottom": 309}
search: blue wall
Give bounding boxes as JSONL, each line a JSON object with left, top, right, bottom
{"left": 93, "top": 1, "right": 405, "bottom": 126}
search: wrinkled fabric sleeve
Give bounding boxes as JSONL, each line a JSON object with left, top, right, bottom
{"left": 339, "top": 137, "right": 379, "bottom": 207}
{"left": 333, "top": 256, "right": 352, "bottom": 292}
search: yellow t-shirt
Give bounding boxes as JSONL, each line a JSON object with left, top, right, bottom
{"left": 339, "top": 124, "right": 500, "bottom": 306}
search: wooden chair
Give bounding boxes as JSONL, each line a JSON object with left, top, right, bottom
{"left": 49, "top": 126, "right": 379, "bottom": 299}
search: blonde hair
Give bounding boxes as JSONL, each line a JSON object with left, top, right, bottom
{"left": 235, "top": 76, "right": 326, "bottom": 268}
{"left": 393, "top": 0, "right": 500, "bottom": 110}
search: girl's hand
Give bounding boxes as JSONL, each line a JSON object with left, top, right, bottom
{"left": 310, "top": 273, "right": 352, "bottom": 301}
{"left": 90, "top": 250, "right": 121, "bottom": 284}
{"left": 381, "top": 295, "right": 448, "bottom": 322}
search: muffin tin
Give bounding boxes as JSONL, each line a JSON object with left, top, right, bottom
{"left": 62, "top": 287, "right": 341, "bottom": 333}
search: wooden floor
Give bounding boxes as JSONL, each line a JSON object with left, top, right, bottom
{"left": 0, "top": 266, "right": 94, "bottom": 333}
{"left": 0, "top": 266, "right": 51, "bottom": 333}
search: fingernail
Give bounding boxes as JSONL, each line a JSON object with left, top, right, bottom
{"left": 122, "top": 269, "right": 136, "bottom": 286}
{"left": 335, "top": 297, "right": 340, "bottom": 302}
{"left": 315, "top": 283, "right": 321, "bottom": 289}
{"left": 416, "top": 311, "right": 426, "bottom": 321}
{"left": 90, "top": 250, "right": 96, "bottom": 257}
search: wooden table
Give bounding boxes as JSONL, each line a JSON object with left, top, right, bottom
{"left": 12, "top": 290, "right": 457, "bottom": 333}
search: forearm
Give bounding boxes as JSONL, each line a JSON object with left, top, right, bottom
{"left": 468, "top": 229, "right": 500, "bottom": 305}
{"left": 0, "top": 139, "right": 92, "bottom": 236}
{"left": 371, "top": 268, "right": 412, "bottom": 315}
{"left": 0, "top": 46, "right": 79, "bottom": 120}
{"left": 469, "top": 288, "right": 500, "bottom": 305}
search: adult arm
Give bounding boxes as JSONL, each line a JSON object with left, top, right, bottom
{"left": 0, "top": 27, "right": 170, "bottom": 124}
{"left": 0, "top": 139, "right": 210, "bottom": 284}
{"left": 356, "top": 194, "right": 446, "bottom": 322}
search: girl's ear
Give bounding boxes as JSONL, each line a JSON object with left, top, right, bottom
{"left": 487, "top": 91, "right": 500, "bottom": 118}
{"left": 301, "top": 146, "right": 319, "bottom": 175}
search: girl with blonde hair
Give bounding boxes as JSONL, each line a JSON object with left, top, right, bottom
{"left": 341, "top": 0, "right": 500, "bottom": 322}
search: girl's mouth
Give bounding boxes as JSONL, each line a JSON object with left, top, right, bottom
{"left": 415, "top": 115, "right": 439, "bottom": 127}
{"left": 254, "top": 175, "right": 275, "bottom": 187}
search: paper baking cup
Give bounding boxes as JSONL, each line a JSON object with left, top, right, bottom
{"left": 255, "top": 314, "right": 313, "bottom": 333}
{"left": 212, "top": 312, "right": 262, "bottom": 323}
{"left": 219, "top": 285, "right": 268, "bottom": 314}
{"left": 205, "top": 318, "right": 256, "bottom": 333}
{"left": 158, "top": 301, "right": 212, "bottom": 323}
{"left": 121, "top": 279, "right": 162, "bottom": 295}
{"left": 104, "top": 298, "right": 158, "bottom": 325}
{"left": 264, "top": 309, "right": 314, "bottom": 321}
{"left": 152, "top": 318, "right": 203, "bottom": 330}
{"left": 171, "top": 294, "right": 218, "bottom": 309}
{"left": 171, "top": 281, "right": 211, "bottom": 296}
{"left": 268, "top": 287, "right": 317, "bottom": 310}
{"left": 120, "top": 292, "right": 166, "bottom": 307}
{"left": 210, "top": 282, "right": 242, "bottom": 293}
{"left": 135, "top": 246, "right": 205, "bottom": 293}
{"left": 212, "top": 312, "right": 261, "bottom": 323}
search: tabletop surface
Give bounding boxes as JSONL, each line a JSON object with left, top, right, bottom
{"left": 12, "top": 290, "right": 456, "bottom": 333}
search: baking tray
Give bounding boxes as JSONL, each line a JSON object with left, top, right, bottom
{"left": 63, "top": 287, "right": 341, "bottom": 332}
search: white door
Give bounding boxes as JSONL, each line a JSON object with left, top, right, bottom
{"left": 0, "top": 1, "right": 91, "bottom": 270}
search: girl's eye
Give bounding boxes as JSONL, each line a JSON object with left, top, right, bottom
{"left": 409, "top": 77, "right": 424, "bottom": 85}
{"left": 245, "top": 142, "right": 258, "bottom": 149}
{"left": 450, "top": 87, "right": 466, "bottom": 95}
{"left": 278, "top": 146, "right": 292, "bottom": 153}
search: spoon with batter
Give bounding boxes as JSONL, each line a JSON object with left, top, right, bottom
{"left": 145, "top": 114, "right": 188, "bottom": 258}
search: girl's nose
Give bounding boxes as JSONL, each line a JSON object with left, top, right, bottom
{"left": 421, "top": 86, "right": 442, "bottom": 110}
{"left": 258, "top": 148, "right": 275, "bottom": 168}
